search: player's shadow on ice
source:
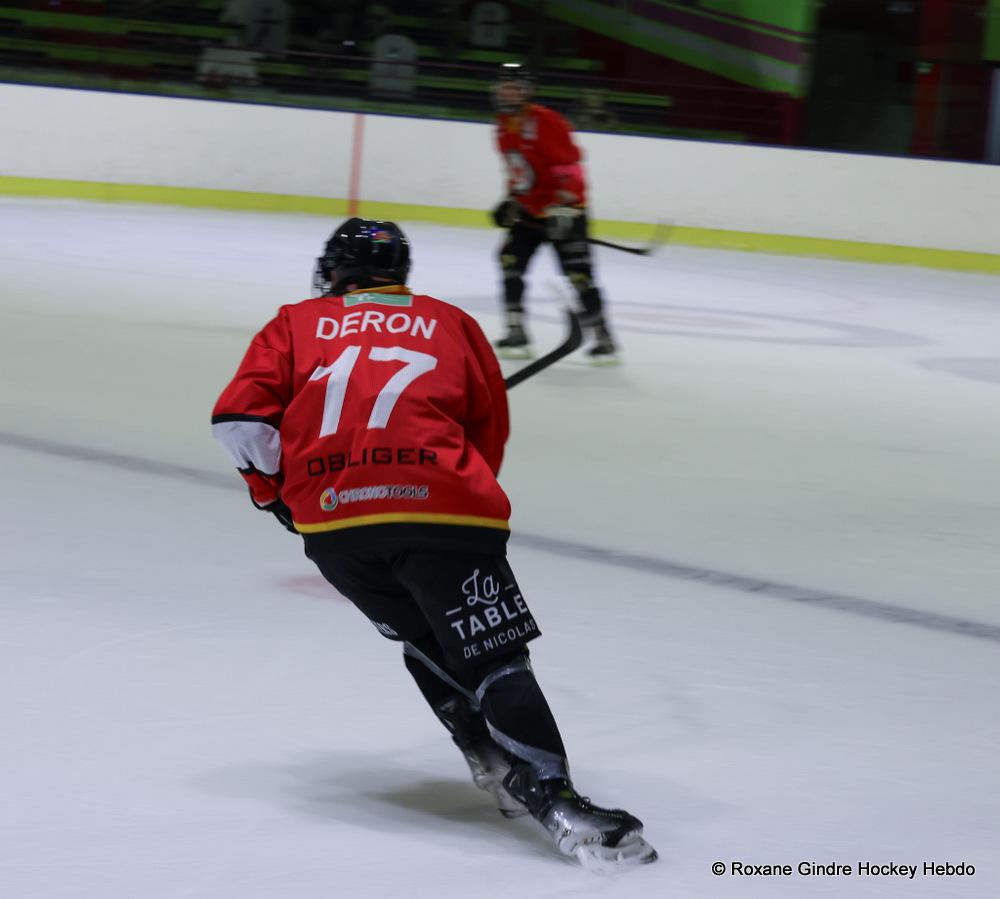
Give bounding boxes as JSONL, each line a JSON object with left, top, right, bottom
{"left": 194, "top": 752, "right": 552, "bottom": 857}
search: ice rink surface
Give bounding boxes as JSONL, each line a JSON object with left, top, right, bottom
{"left": 1, "top": 199, "right": 998, "bottom": 898}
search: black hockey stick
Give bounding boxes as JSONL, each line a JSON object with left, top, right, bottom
{"left": 588, "top": 221, "right": 673, "bottom": 256}
{"left": 504, "top": 309, "right": 583, "bottom": 389}
{"left": 505, "top": 216, "right": 671, "bottom": 257}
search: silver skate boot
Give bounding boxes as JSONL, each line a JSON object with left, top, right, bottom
{"left": 502, "top": 764, "right": 657, "bottom": 870}
{"left": 458, "top": 738, "right": 528, "bottom": 819}
{"left": 435, "top": 696, "right": 527, "bottom": 818}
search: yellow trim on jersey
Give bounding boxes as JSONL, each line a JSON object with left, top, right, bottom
{"left": 294, "top": 512, "right": 511, "bottom": 534}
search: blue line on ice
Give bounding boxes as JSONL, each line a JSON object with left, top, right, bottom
{"left": 4, "top": 429, "right": 998, "bottom": 645}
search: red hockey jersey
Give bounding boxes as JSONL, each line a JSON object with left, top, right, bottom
{"left": 212, "top": 285, "right": 511, "bottom": 554}
{"left": 496, "top": 103, "right": 587, "bottom": 217}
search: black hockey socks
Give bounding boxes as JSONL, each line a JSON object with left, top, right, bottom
{"left": 403, "top": 638, "right": 462, "bottom": 708}
{"left": 504, "top": 269, "right": 525, "bottom": 301}
{"left": 404, "top": 641, "right": 568, "bottom": 781}
{"left": 475, "top": 656, "right": 568, "bottom": 781}
{"left": 403, "top": 641, "right": 489, "bottom": 751}
{"left": 575, "top": 284, "right": 605, "bottom": 323}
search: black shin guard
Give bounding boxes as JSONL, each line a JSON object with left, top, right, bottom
{"left": 503, "top": 276, "right": 525, "bottom": 312}
{"left": 403, "top": 639, "right": 568, "bottom": 781}
{"left": 476, "top": 657, "right": 568, "bottom": 780}
{"left": 403, "top": 642, "right": 458, "bottom": 708}
{"left": 577, "top": 285, "right": 606, "bottom": 325}
{"left": 403, "top": 639, "right": 486, "bottom": 749}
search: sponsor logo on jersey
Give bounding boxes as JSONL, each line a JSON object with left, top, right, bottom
{"left": 504, "top": 150, "right": 534, "bottom": 195}
{"left": 337, "top": 484, "right": 430, "bottom": 504}
{"left": 319, "top": 484, "right": 430, "bottom": 508}
{"left": 342, "top": 292, "right": 413, "bottom": 308}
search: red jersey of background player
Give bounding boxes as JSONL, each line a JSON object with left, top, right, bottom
{"left": 212, "top": 284, "right": 511, "bottom": 553}
{"left": 496, "top": 104, "right": 587, "bottom": 218}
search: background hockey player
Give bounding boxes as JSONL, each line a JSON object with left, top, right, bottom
{"left": 211, "top": 218, "right": 655, "bottom": 869}
{"left": 492, "top": 63, "right": 618, "bottom": 362}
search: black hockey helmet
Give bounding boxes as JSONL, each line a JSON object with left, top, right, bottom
{"left": 313, "top": 218, "right": 411, "bottom": 296}
{"left": 493, "top": 61, "right": 534, "bottom": 113}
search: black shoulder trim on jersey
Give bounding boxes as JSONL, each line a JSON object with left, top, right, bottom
{"left": 211, "top": 414, "right": 275, "bottom": 425}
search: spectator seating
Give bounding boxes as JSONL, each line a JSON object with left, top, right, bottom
{"left": 0, "top": 0, "right": 741, "bottom": 139}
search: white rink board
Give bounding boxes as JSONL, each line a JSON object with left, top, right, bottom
{"left": 2, "top": 83, "right": 1000, "bottom": 253}
{"left": 0, "top": 83, "right": 354, "bottom": 197}
{"left": 361, "top": 112, "right": 504, "bottom": 209}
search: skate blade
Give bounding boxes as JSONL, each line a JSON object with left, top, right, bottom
{"left": 572, "top": 833, "right": 658, "bottom": 872}
{"left": 496, "top": 346, "right": 535, "bottom": 360}
{"left": 587, "top": 353, "right": 622, "bottom": 367}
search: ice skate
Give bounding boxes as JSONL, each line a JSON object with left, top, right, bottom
{"left": 503, "top": 765, "right": 657, "bottom": 870}
{"left": 458, "top": 738, "right": 529, "bottom": 818}
{"left": 437, "top": 695, "right": 528, "bottom": 818}
{"left": 586, "top": 324, "right": 620, "bottom": 366}
{"left": 494, "top": 324, "right": 534, "bottom": 360}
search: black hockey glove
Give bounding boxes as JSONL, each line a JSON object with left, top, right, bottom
{"left": 267, "top": 499, "right": 297, "bottom": 533}
{"left": 252, "top": 495, "right": 297, "bottom": 534}
{"left": 491, "top": 198, "right": 521, "bottom": 229}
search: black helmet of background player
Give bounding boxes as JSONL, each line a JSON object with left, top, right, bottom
{"left": 493, "top": 62, "right": 533, "bottom": 114}
{"left": 313, "top": 218, "right": 411, "bottom": 296}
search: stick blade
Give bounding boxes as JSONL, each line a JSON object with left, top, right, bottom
{"left": 627, "top": 220, "right": 673, "bottom": 256}
{"left": 591, "top": 220, "right": 673, "bottom": 256}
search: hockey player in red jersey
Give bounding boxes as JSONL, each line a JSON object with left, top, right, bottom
{"left": 492, "top": 63, "right": 618, "bottom": 362}
{"left": 212, "top": 219, "right": 655, "bottom": 869}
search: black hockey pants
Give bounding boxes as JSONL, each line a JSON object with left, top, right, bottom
{"left": 310, "top": 548, "right": 568, "bottom": 778}
{"left": 499, "top": 211, "right": 606, "bottom": 326}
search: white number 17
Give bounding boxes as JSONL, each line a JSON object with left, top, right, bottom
{"left": 310, "top": 345, "right": 438, "bottom": 436}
